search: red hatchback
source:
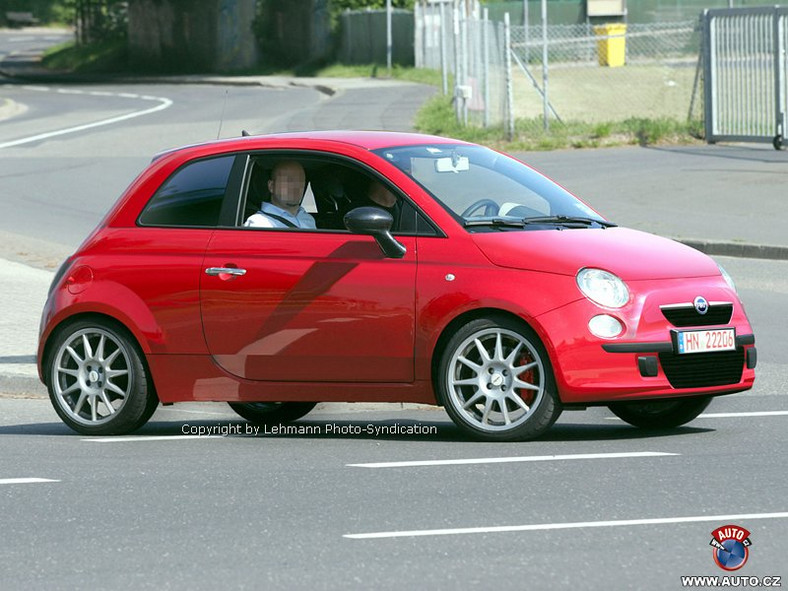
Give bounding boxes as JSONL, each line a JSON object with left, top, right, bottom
{"left": 38, "top": 131, "right": 756, "bottom": 440}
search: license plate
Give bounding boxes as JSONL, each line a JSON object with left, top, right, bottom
{"left": 676, "top": 328, "right": 736, "bottom": 355}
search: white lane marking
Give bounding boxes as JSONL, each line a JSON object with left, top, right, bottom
{"left": 0, "top": 478, "right": 60, "bottom": 485}
{"left": 347, "top": 451, "right": 677, "bottom": 469}
{"left": 700, "top": 410, "right": 788, "bottom": 418}
{"left": 606, "top": 410, "right": 788, "bottom": 421}
{"left": 0, "top": 88, "right": 173, "bottom": 149}
{"left": 344, "top": 511, "right": 788, "bottom": 540}
{"left": 82, "top": 435, "right": 222, "bottom": 443}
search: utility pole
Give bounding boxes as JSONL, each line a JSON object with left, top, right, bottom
{"left": 386, "top": 0, "right": 393, "bottom": 71}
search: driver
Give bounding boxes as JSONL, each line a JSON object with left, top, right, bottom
{"left": 245, "top": 161, "right": 316, "bottom": 229}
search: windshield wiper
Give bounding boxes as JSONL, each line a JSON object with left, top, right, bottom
{"left": 463, "top": 217, "right": 528, "bottom": 228}
{"left": 464, "top": 215, "right": 617, "bottom": 229}
{"left": 522, "top": 215, "right": 617, "bottom": 228}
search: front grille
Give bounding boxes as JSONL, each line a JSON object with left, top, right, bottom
{"left": 659, "top": 349, "right": 744, "bottom": 389}
{"left": 661, "top": 303, "right": 733, "bottom": 327}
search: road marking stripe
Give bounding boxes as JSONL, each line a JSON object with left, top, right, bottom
{"left": 699, "top": 410, "right": 788, "bottom": 418}
{"left": 82, "top": 435, "right": 222, "bottom": 443}
{"left": 346, "top": 451, "right": 677, "bottom": 469}
{"left": 344, "top": 511, "right": 788, "bottom": 540}
{"left": 606, "top": 410, "right": 788, "bottom": 421}
{"left": 0, "top": 478, "right": 60, "bottom": 485}
{"left": 0, "top": 90, "right": 173, "bottom": 149}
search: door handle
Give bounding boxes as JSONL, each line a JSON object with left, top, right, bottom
{"left": 205, "top": 267, "right": 247, "bottom": 277}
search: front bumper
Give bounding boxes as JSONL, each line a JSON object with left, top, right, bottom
{"left": 534, "top": 279, "right": 756, "bottom": 404}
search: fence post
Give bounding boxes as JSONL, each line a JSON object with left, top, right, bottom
{"left": 386, "top": 0, "right": 392, "bottom": 71}
{"left": 461, "top": 0, "right": 469, "bottom": 126}
{"left": 504, "top": 13, "right": 515, "bottom": 140}
{"left": 774, "top": 7, "right": 785, "bottom": 148}
{"left": 483, "top": 7, "right": 490, "bottom": 128}
{"left": 440, "top": 2, "right": 448, "bottom": 95}
{"left": 541, "top": 0, "right": 549, "bottom": 132}
{"left": 523, "top": 0, "right": 530, "bottom": 62}
{"left": 702, "top": 10, "right": 716, "bottom": 142}
{"left": 453, "top": 5, "right": 462, "bottom": 123}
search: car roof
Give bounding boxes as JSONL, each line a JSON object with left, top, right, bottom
{"left": 152, "top": 130, "right": 468, "bottom": 161}
{"left": 258, "top": 130, "right": 465, "bottom": 150}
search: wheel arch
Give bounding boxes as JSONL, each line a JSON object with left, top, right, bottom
{"left": 430, "top": 307, "right": 550, "bottom": 406}
{"left": 40, "top": 312, "right": 160, "bottom": 403}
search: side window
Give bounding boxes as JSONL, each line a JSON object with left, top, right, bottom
{"left": 237, "top": 153, "right": 437, "bottom": 235}
{"left": 138, "top": 156, "right": 234, "bottom": 227}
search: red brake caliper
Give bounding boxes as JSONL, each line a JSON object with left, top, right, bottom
{"left": 516, "top": 352, "right": 537, "bottom": 406}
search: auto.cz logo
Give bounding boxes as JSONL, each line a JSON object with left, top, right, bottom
{"left": 710, "top": 524, "right": 752, "bottom": 571}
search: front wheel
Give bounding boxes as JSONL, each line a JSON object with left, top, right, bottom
{"left": 227, "top": 402, "right": 317, "bottom": 426}
{"left": 438, "top": 317, "right": 562, "bottom": 441}
{"left": 46, "top": 319, "right": 158, "bottom": 435}
{"left": 608, "top": 396, "right": 712, "bottom": 429}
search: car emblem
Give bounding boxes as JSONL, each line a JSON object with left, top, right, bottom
{"left": 694, "top": 296, "right": 709, "bottom": 315}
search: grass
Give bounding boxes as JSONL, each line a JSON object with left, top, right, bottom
{"left": 38, "top": 42, "right": 704, "bottom": 150}
{"left": 41, "top": 39, "right": 127, "bottom": 74}
{"left": 414, "top": 91, "right": 704, "bottom": 151}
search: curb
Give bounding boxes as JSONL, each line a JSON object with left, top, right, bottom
{"left": 678, "top": 239, "right": 788, "bottom": 261}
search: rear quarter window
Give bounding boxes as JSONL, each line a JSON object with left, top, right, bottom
{"left": 138, "top": 156, "right": 234, "bottom": 227}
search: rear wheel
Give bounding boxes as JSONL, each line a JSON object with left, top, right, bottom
{"left": 46, "top": 319, "right": 158, "bottom": 435}
{"left": 227, "top": 402, "right": 317, "bottom": 425}
{"left": 438, "top": 317, "right": 562, "bottom": 441}
{"left": 608, "top": 396, "right": 712, "bottom": 429}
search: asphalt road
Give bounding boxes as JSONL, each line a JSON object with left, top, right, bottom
{"left": 1, "top": 30, "right": 786, "bottom": 591}
{"left": 1, "top": 393, "right": 786, "bottom": 590}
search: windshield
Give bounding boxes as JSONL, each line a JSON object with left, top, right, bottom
{"left": 373, "top": 144, "right": 607, "bottom": 229}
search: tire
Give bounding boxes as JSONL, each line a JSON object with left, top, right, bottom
{"left": 45, "top": 319, "right": 158, "bottom": 435}
{"left": 608, "top": 396, "right": 712, "bottom": 429}
{"left": 438, "top": 316, "right": 562, "bottom": 441}
{"left": 227, "top": 402, "right": 317, "bottom": 426}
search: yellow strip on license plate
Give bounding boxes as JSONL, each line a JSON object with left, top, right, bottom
{"left": 676, "top": 328, "right": 736, "bottom": 354}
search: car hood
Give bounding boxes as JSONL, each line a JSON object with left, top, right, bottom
{"left": 471, "top": 227, "right": 720, "bottom": 280}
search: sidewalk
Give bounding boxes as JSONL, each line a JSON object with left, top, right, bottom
{"left": 0, "top": 259, "right": 50, "bottom": 397}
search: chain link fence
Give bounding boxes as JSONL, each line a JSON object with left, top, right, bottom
{"left": 415, "top": 2, "right": 703, "bottom": 132}
{"left": 510, "top": 21, "right": 699, "bottom": 124}
{"left": 415, "top": 1, "right": 508, "bottom": 128}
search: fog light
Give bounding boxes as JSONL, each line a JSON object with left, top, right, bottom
{"left": 588, "top": 314, "right": 623, "bottom": 338}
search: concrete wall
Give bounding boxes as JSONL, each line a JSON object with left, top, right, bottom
{"left": 128, "top": 0, "right": 257, "bottom": 72}
{"left": 260, "top": 0, "right": 331, "bottom": 66}
{"left": 339, "top": 9, "right": 414, "bottom": 66}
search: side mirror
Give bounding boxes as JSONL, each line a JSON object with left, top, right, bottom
{"left": 343, "top": 207, "right": 407, "bottom": 259}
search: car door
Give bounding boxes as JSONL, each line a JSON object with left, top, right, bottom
{"left": 200, "top": 206, "right": 418, "bottom": 383}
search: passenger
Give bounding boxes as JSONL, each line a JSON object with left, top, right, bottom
{"left": 244, "top": 161, "right": 316, "bottom": 229}
{"left": 362, "top": 180, "right": 401, "bottom": 228}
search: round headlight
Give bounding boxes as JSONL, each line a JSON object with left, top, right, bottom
{"left": 576, "top": 268, "right": 630, "bottom": 308}
{"left": 718, "top": 264, "right": 737, "bottom": 293}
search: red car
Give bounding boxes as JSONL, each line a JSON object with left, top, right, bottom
{"left": 38, "top": 131, "right": 756, "bottom": 440}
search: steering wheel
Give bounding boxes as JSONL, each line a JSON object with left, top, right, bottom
{"left": 461, "top": 199, "right": 499, "bottom": 218}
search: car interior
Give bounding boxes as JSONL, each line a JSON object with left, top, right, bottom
{"left": 241, "top": 157, "right": 414, "bottom": 232}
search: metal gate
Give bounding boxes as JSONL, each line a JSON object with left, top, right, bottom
{"left": 702, "top": 7, "right": 787, "bottom": 149}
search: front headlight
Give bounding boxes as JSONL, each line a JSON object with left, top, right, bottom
{"left": 576, "top": 268, "right": 630, "bottom": 308}
{"left": 718, "top": 263, "right": 737, "bottom": 293}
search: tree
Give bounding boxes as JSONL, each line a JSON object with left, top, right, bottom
{"left": 61, "top": 0, "right": 127, "bottom": 44}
